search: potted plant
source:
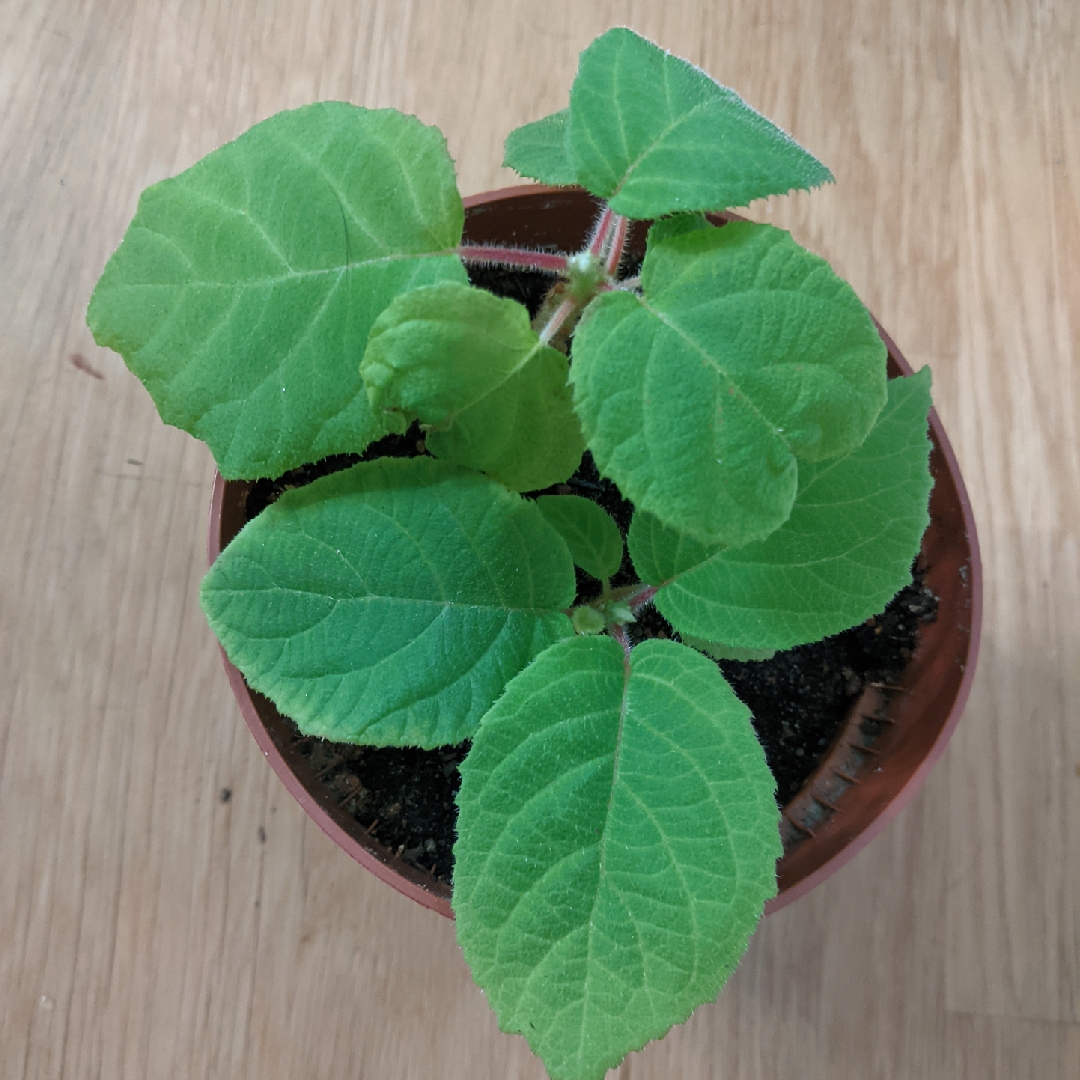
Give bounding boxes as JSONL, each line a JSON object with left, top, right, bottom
{"left": 87, "top": 27, "right": 979, "bottom": 1080}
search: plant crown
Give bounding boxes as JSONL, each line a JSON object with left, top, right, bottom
{"left": 87, "top": 27, "right": 933, "bottom": 1080}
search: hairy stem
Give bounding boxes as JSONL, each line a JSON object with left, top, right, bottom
{"left": 538, "top": 297, "right": 577, "bottom": 345}
{"left": 604, "top": 582, "right": 659, "bottom": 612}
{"left": 610, "top": 623, "right": 633, "bottom": 662}
{"left": 628, "top": 585, "right": 658, "bottom": 611}
{"left": 587, "top": 208, "right": 615, "bottom": 256}
{"left": 603, "top": 215, "right": 629, "bottom": 276}
{"left": 456, "top": 245, "right": 569, "bottom": 274}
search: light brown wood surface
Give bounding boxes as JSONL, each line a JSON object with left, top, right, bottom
{"left": 2, "top": 1, "right": 1077, "bottom": 1077}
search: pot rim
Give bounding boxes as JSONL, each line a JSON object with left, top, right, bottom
{"left": 207, "top": 184, "right": 982, "bottom": 920}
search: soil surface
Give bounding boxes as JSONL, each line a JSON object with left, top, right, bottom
{"left": 237, "top": 256, "right": 938, "bottom": 885}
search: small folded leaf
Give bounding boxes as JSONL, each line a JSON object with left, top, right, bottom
{"left": 567, "top": 28, "right": 833, "bottom": 218}
{"left": 503, "top": 109, "right": 577, "bottom": 185}
{"left": 88, "top": 103, "right": 466, "bottom": 479}
{"left": 454, "top": 636, "right": 780, "bottom": 1080}
{"left": 200, "top": 457, "right": 576, "bottom": 748}
{"left": 361, "top": 282, "right": 584, "bottom": 490}
{"left": 632, "top": 370, "right": 934, "bottom": 650}
{"left": 426, "top": 351, "right": 584, "bottom": 492}
{"left": 572, "top": 222, "right": 888, "bottom": 546}
{"left": 535, "top": 495, "right": 624, "bottom": 581}
{"left": 646, "top": 213, "right": 711, "bottom": 249}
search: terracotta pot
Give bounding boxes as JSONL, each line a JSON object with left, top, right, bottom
{"left": 207, "top": 186, "right": 982, "bottom": 919}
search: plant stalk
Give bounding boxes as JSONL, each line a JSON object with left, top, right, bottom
{"left": 603, "top": 214, "right": 629, "bottom": 276}
{"left": 538, "top": 297, "right": 577, "bottom": 345}
{"left": 455, "top": 245, "right": 569, "bottom": 274}
{"left": 587, "top": 208, "right": 615, "bottom": 256}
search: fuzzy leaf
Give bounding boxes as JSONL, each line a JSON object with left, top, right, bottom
{"left": 200, "top": 457, "right": 576, "bottom": 748}
{"left": 454, "top": 636, "right": 780, "bottom": 1080}
{"left": 425, "top": 354, "right": 584, "bottom": 492}
{"left": 362, "top": 282, "right": 584, "bottom": 490}
{"left": 535, "top": 495, "right": 624, "bottom": 581}
{"left": 632, "top": 370, "right": 934, "bottom": 650}
{"left": 88, "top": 103, "right": 466, "bottom": 479}
{"left": 679, "top": 636, "right": 777, "bottom": 663}
{"left": 567, "top": 28, "right": 833, "bottom": 218}
{"left": 625, "top": 512, "right": 718, "bottom": 586}
{"left": 504, "top": 109, "right": 577, "bottom": 185}
{"left": 572, "top": 221, "right": 888, "bottom": 546}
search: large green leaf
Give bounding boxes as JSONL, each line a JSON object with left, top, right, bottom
{"left": 571, "top": 221, "right": 888, "bottom": 546}
{"left": 630, "top": 370, "right": 934, "bottom": 650}
{"left": 200, "top": 457, "right": 576, "bottom": 748}
{"left": 454, "top": 635, "right": 780, "bottom": 1080}
{"left": 362, "top": 282, "right": 584, "bottom": 490}
{"left": 535, "top": 495, "right": 624, "bottom": 581}
{"left": 567, "top": 28, "right": 833, "bottom": 218}
{"left": 88, "top": 103, "right": 466, "bottom": 479}
{"left": 503, "top": 108, "right": 577, "bottom": 185}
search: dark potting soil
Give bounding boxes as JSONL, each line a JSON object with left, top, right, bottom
{"left": 466, "top": 262, "right": 557, "bottom": 318}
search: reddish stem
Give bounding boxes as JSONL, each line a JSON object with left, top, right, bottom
{"left": 456, "top": 245, "right": 569, "bottom": 274}
{"left": 539, "top": 297, "right": 576, "bottom": 344}
{"left": 604, "top": 215, "right": 629, "bottom": 276}
{"left": 587, "top": 208, "right": 615, "bottom": 256}
{"left": 628, "top": 585, "right": 657, "bottom": 612}
{"left": 611, "top": 624, "right": 633, "bottom": 662}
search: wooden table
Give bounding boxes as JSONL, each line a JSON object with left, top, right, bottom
{"left": 2, "top": 2, "right": 1077, "bottom": 1077}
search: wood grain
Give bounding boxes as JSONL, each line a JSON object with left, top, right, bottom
{"left": 1, "top": 1, "right": 1077, "bottom": 1076}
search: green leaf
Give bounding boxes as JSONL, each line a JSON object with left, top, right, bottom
{"left": 535, "top": 495, "right": 624, "bottom": 581}
{"left": 572, "top": 222, "right": 888, "bottom": 546}
{"left": 504, "top": 108, "right": 577, "bottom": 185}
{"left": 566, "top": 28, "right": 833, "bottom": 218}
{"left": 454, "top": 636, "right": 780, "bottom": 1080}
{"left": 679, "top": 636, "right": 777, "bottom": 663}
{"left": 88, "top": 103, "right": 466, "bottom": 479}
{"left": 634, "top": 370, "right": 934, "bottom": 650}
{"left": 425, "top": 350, "right": 584, "bottom": 492}
{"left": 361, "top": 283, "right": 538, "bottom": 425}
{"left": 362, "top": 282, "right": 584, "bottom": 490}
{"left": 626, "top": 511, "right": 718, "bottom": 585}
{"left": 199, "top": 457, "right": 576, "bottom": 748}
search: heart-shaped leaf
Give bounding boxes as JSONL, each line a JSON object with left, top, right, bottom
{"left": 571, "top": 221, "right": 888, "bottom": 546}
{"left": 535, "top": 494, "right": 624, "bottom": 581}
{"left": 629, "top": 369, "right": 934, "bottom": 650}
{"left": 200, "top": 457, "right": 576, "bottom": 748}
{"left": 567, "top": 28, "right": 833, "bottom": 218}
{"left": 362, "top": 282, "right": 584, "bottom": 490}
{"left": 454, "top": 635, "right": 780, "bottom": 1080}
{"left": 88, "top": 102, "right": 466, "bottom": 479}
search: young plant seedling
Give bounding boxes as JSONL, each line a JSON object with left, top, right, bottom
{"left": 88, "top": 27, "right": 933, "bottom": 1080}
